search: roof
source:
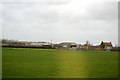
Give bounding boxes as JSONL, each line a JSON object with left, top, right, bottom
{"left": 59, "top": 42, "right": 77, "bottom": 45}
{"left": 100, "top": 41, "right": 113, "bottom": 46}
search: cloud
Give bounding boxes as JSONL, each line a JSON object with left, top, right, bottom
{"left": 2, "top": 0, "right": 118, "bottom": 45}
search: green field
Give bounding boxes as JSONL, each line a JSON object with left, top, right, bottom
{"left": 2, "top": 48, "right": 118, "bottom": 78}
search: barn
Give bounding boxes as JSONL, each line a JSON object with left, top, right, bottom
{"left": 53, "top": 42, "right": 79, "bottom": 50}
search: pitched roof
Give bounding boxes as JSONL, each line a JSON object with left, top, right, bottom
{"left": 100, "top": 41, "right": 113, "bottom": 46}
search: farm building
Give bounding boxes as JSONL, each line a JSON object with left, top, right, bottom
{"left": 28, "top": 42, "right": 53, "bottom": 48}
{"left": 80, "top": 45, "right": 101, "bottom": 51}
{"left": 53, "top": 42, "right": 80, "bottom": 50}
{"left": 100, "top": 41, "right": 113, "bottom": 51}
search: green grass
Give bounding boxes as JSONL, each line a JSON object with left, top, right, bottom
{"left": 2, "top": 48, "right": 118, "bottom": 78}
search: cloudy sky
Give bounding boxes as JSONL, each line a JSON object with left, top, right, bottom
{"left": 1, "top": 0, "right": 118, "bottom": 45}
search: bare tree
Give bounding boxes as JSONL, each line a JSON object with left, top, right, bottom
{"left": 85, "top": 40, "right": 90, "bottom": 46}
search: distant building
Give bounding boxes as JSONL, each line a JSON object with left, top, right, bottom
{"left": 29, "top": 42, "right": 43, "bottom": 47}
{"left": 80, "top": 45, "right": 101, "bottom": 51}
{"left": 53, "top": 42, "right": 80, "bottom": 50}
{"left": 29, "top": 42, "right": 53, "bottom": 48}
{"left": 100, "top": 41, "right": 113, "bottom": 51}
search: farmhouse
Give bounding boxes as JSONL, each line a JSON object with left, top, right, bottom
{"left": 100, "top": 41, "right": 113, "bottom": 51}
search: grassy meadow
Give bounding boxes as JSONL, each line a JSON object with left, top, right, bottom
{"left": 2, "top": 48, "right": 118, "bottom": 78}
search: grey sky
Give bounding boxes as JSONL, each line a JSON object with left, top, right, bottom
{"left": 1, "top": 0, "right": 118, "bottom": 45}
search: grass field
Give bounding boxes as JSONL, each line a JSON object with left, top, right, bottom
{"left": 2, "top": 48, "right": 118, "bottom": 78}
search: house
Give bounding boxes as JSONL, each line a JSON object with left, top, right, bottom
{"left": 53, "top": 42, "right": 80, "bottom": 50}
{"left": 100, "top": 41, "right": 113, "bottom": 51}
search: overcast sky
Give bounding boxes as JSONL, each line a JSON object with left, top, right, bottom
{"left": 1, "top": 0, "right": 118, "bottom": 45}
